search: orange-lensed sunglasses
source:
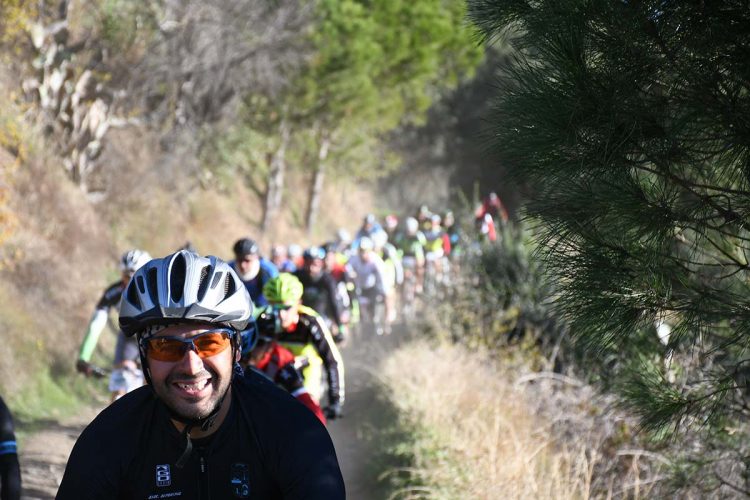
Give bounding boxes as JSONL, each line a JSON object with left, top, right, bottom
{"left": 143, "top": 329, "right": 235, "bottom": 362}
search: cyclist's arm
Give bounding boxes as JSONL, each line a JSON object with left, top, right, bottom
{"left": 324, "top": 276, "right": 344, "bottom": 326}
{"left": 310, "top": 317, "right": 345, "bottom": 405}
{"left": 442, "top": 233, "right": 451, "bottom": 255}
{"left": 373, "top": 259, "right": 387, "bottom": 297}
{"left": 0, "top": 397, "right": 20, "bottom": 500}
{"left": 389, "top": 246, "right": 404, "bottom": 285}
{"left": 78, "top": 308, "right": 109, "bottom": 362}
{"left": 414, "top": 242, "right": 425, "bottom": 265}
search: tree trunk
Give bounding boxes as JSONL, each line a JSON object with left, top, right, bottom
{"left": 262, "top": 118, "right": 290, "bottom": 232}
{"left": 305, "top": 136, "right": 331, "bottom": 234}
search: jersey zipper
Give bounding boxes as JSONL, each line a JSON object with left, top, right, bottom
{"left": 198, "top": 452, "right": 210, "bottom": 500}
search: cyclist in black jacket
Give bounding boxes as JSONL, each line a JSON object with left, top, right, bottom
{"left": 294, "top": 246, "right": 346, "bottom": 341}
{"left": 0, "top": 396, "right": 20, "bottom": 500}
{"left": 57, "top": 251, "right": 345, "bottom": 499}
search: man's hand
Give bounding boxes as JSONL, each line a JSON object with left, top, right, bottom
{"left": 324, "top": 402, "right": 343, "bottom": 420}
{"left": 334, "top": 324, "right": 347, "bottom": 344}
{"left": 76, "top": 359, "right": 92, "bottom": 376}
{"left": 275, "top": 363, "right": 305, "bottom": 393}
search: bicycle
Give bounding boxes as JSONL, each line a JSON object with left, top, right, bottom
{"left": 356, "top": 288, "right": 388, "bottom": 336}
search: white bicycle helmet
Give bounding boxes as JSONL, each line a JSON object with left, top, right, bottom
{"left": 120, "top": 249, "right": 152, "bottom": 273}
{"left": 119, "top": 250, "right": 253, "bottom": 337}
{"left": 359, "top": 236, "right": 374, "bottom": 251}
{"left": 405, "top": 217, "right": 419, "bottom": 234}
{"left": 371, "top": 231, "right": 388, "bottom": 249}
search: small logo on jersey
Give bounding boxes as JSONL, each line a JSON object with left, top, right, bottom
{"left": 156, "top": 464, "right": 171, "bottom": 487}
{"left": 230, "top": 463, "right": 250, "bottom": 498}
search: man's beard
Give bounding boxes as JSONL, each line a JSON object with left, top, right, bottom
{"left": 238, "top": 260, "right": 261, "bottom": 281}
{"left": 157, "top": 365, "right": 231, "bottom": 422}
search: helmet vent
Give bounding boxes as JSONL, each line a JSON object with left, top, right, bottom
{"left": 126, "top": 280, "right": 140, "bottom": 309}
{"left": 224, "top": 274, "right": 235, "bottom": 299}
{"left": 147, "top": 267, "right": 159, "bottom": 306}
{"left": 196, "top": 265, "right": 212, "bottom": 301}
{"left": 170, "top": 253, "right": 187, "bottom": 303}
{"left": 136, "top": 275, "right": 145, "bottom": 294}
{"left": 210, "top": 271, "right": 224, "bottom": 289}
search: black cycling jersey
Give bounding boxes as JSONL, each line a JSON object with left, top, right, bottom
{"left": 96, "top": 281, "right": 125, "bottom": 310}
{"left": 93, "top": 281, "right": 140, "bottom": 364}
{"left": 57, "top": 371, "right": 345, "bottom": 499}
{"left": 0, "top": 396, "right": 20, "bottom": 500}
{"left": 293, "top": 270, "right": 343, "bottom": 327}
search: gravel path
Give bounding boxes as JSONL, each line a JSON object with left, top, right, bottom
{"left": 18, "top": 406, "right": 101, "bottom": 499}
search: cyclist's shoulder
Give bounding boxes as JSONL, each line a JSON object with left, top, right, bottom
{"left": 234, "top": 373, "right": 318, "bottom": 425}
{"left": 97, "top": 281, "right": 126, "bottom": 307}
{"left": 75, "top": 387, "right": 156, "bottom": 451}
{"left": 260, "top": 258, "right": 278, "bottom": 276}
{"left": 93, "top": 386, "right": 155, "bottom": 424}
{"left": 233, "top": 374, "right": 338, "bottom": 482}
{"left": 298, "top": 305, "right": 323, "bottom": 323}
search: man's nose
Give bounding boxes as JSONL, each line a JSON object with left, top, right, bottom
{"left": 177, "top": 347, "right": 204, "bottom": 374}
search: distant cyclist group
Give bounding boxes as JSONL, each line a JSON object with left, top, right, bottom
{"left": 0, "top": 193, "right": 508, "bottom": 499}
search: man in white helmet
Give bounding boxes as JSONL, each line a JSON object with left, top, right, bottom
{"left": 59, "top": 251, "right": 344, "bottom": 499}
{"left": 76, "top": 249, "right": 151, "bottom": 401}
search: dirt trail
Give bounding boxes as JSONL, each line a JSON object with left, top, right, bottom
{"left": 18, "top": 406, "right": 102, "bottom": 499}
{"left": 16, "top": 329, "right": 405, "bottom": 499}
{"left": 327, "top": 329, "right": 406, "bottom": 499}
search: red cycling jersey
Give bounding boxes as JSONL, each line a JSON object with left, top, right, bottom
{"left": 255, "top": 343, "right": 327, "bottom": 425}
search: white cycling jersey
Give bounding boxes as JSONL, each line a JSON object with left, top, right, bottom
{"left": 346, "top": 253, "right": 387, "bottom": 296}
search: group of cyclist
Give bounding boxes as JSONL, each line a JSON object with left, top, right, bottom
{"left": 46, "top": 193, "right": 507, "bottom": 498}
{"left": 74, "top": 194, "right": 507, "bottom": 414}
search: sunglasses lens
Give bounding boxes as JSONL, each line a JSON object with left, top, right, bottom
{"left": 193, "top": 332, "right": 232, "bottom": 358}
{"left": 147, "top": 337, "right": 186, "bottom": 362}
{"left": 146, "top": 331, "right": 233, "bottom": 362}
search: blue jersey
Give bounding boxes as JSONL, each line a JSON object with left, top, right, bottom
{"left": 0, "top": 396, "right": 20, "bottom": 499}
{"left": 231, "top": 258, "right": 279, "bottom": 307}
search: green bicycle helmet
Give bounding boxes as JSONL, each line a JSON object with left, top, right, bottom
{"left": 263, "top": 273, "right": 304, "bottom": 304}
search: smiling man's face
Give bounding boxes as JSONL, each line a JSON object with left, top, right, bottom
{"left": 146, "top": 323, "right": 236, "bottom": 422}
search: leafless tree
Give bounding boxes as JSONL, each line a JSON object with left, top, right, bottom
{"left": 129, "top": 0, "right": 312, "bottom": 129}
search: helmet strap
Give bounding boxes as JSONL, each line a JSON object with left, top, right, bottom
{"left": 175, "top": 424, "right": 194, "bottom": 468}
{"left": 169, "top": 388, "right": 228, "bottom": 468}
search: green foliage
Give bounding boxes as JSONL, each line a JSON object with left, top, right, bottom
{"left": 303, "top": 0, "right": 482, "bottom": 129}
{"left": 218, "top": 0, "right": 484, "bottom": 189}
{"left": 0, "top": 0, "right": 36, "bottom": 45}
{"left": 444, "top": 221, "right": 565, "bottom": 363}
{"left": 469, "top": 0, "right": 750, "bottom": 493}
{"left": 295, "top": 0, "right": 483, "bottom": 169}
{"left": 97, "top": 0, "right": 159, "bottom": 55}
{"left": 9, "top": 371, "right": 95, "bottom": 426}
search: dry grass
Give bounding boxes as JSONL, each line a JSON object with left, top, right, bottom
{"left": 379, "top": 341, "right": 664, "bottom": 499}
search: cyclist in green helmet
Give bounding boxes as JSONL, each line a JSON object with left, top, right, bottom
{"left": 257, "top": 274, "right": 345, "bottom": 419}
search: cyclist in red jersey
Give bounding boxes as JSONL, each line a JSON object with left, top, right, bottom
{"left": 240, "top": 323, "right": 327, "bottom": 425}
{"left": 475, "top": 191, "right": 509, "bottom": 224}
